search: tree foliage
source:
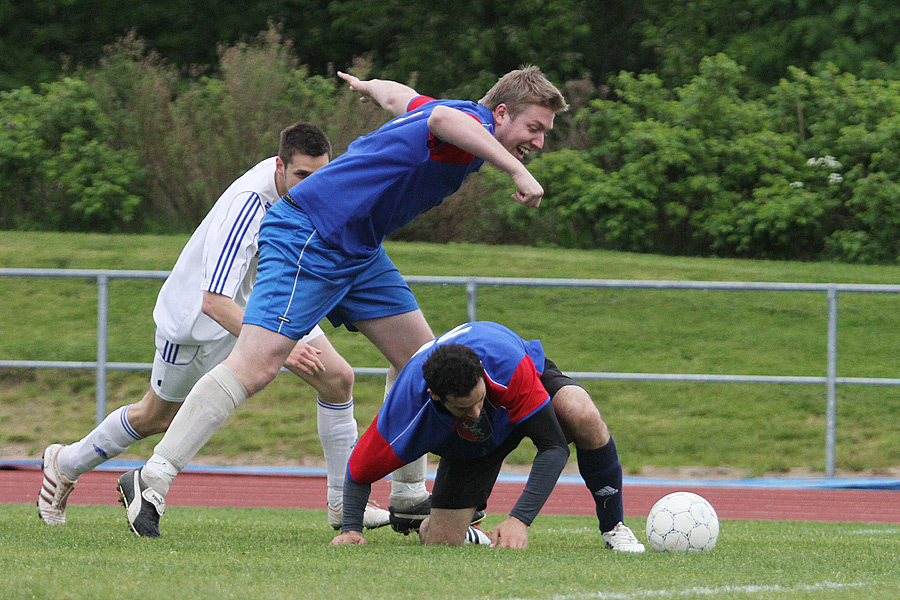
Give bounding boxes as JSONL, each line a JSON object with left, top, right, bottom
{"left": 485, "top": 56, "right": 900, "bottom": 262}
{"left": 6, "top": 4, "right": 900, "bottom": 262}
{"left": 0, "top": 28, "right": 388, "bottom": 232}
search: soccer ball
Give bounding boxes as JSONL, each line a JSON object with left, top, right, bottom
{"left": 645, "top": 491, "right": 719, "bottom": 552}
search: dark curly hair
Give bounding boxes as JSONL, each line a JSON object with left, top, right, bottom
{"left": 422, "top": 344, "right": 484, "bottom": 400}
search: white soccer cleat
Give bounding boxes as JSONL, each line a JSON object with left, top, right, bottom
{"left": 37, "top": 444, "right": 77, "bottom": 525}
{"left": 602, "top": 521, "right": 646, "bottom": 553}
{"left": 464, "top": 525, "right": 492, "bottom": 545}
{"left": 328, "top": 501, "right": 391, "bottom": 530}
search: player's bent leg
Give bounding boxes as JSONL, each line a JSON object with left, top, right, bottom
{"left": 353, "top": 309, "right": 434, "bottom": 372}
{"left": 551, "top": 387, "right": 644, "bottom": 552}
{"left": 39, "top": 389, "right": 178, "bottom": 526}
{"left": 356, "top": 312, "right": 436, "bottom": 523}
{"left": 418, "top": 507, "right": 477, "bottom": 546}
{"left": 223, "top": 324, "right": 298, "bottom": 395}
{"left": 550, "top": 385, "right": 609, "bottom": 449}
{"left": 143, "top": 362, "right": 251, "bottom": 496}
{"left": 302, "top": 335, "right": 389, "bottom": 529}
{"left": 122, "top": 389, "right": 182, "bottom": 436}
{"left": 297, "top": 333, "right": 355, "bottom": 405}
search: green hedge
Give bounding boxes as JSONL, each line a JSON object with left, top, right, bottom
{"left": 5, "top": 32, "right": 900, "bottom": 264}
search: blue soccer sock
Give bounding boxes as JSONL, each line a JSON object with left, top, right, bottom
{"left": 576, "top": 437, "right": 625, "bottom": 533}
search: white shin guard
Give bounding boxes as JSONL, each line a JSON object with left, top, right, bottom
{"left": 146, "top": 364, "right": 248, "bottom": 494}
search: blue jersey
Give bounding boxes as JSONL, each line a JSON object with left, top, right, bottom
{"left": 347, "top": 322, "right": 551, "bottom": 485}
{"left": 290, "top": 96, "right": 493, "bottom": 256}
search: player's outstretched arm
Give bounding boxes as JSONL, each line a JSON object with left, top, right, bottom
{"left": 427, "top": 105, "right": 544, "bottom": 208}
{"left": 338, "top": 71, "right": 419, "bottom": 117}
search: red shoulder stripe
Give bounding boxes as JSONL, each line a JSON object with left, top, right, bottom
{"left": 348, "top": 414, "right": 407, "bottom": 484}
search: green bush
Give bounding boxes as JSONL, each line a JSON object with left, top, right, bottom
{"left": 0, "top": 78, "right": 144, "bottom": 232}
{"left": 8, "top": 28, "right": 900, "bottom": 264}
{"left": 504, "top": 55, "right": 900, "bottom": 263}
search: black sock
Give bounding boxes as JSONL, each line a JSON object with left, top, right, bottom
{"left": 576, "top": 437, "right": 624, "bottom": 533}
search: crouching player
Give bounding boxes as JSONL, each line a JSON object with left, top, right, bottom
{"left": 331, "top": 321, "right": 645, "bottom": 551}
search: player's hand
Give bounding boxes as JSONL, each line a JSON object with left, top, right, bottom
{"left": 510, "top": 170, "right": 543, "bottom": 208}
{"left": 337, "top": 71, "right": 370, "bottom": 100}
{"left": 283, "top": 342, "right": 325, "bottom": 375}
{"left": 331, "top": 531, "right": 367, "bottom": 545}
{"left": 490, "top": 516, "right": 529, "bottom": 549}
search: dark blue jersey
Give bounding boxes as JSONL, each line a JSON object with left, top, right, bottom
{"left": 290, "top": 96, "right": 493, "bottom": 256}
{"left": 348, "top": 322, "right": 551, "bottom": 485}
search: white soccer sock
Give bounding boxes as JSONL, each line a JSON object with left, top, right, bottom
{"left": 143, "top": 364, "right": 248, "bottom": 496}
{"left": 316, "top": 397, "right": 357, "bottom": 507}
{"left": 390, "top": 455, "right": 429, "bottom": 506}
{"left": 385, "top": 369, "right": 429, "bottom": 506}
{"left": 57, "top": 405, "right": 143, "bottom": 481}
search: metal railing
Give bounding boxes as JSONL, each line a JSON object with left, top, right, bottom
{"left": 3, "top": 267, "right": 900, "bottom": 477}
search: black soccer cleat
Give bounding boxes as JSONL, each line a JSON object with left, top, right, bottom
{"left": 389, "top": 496, "right": 432, "bottom": 535}
{"left": 389, "top": 495, "right": 486, "bottom": 535}
{"left": 117, "top": 468, "right": 166, "bottom": 538}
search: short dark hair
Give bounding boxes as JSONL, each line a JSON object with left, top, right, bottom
{"left": 278, "top": 122, "right": 331, "bottom": 164}
{"left": 422, "top": 344, "right": 484, "bottom": 400}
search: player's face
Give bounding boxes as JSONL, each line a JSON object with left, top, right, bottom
{"left": 275, "top": 152, "right": 330, "bottom": 196}
{"left": 435, "top": 378, "right": 487, "bottom": 420}
{"left": 493, "top": 103, "right": 555, "bottom": 161}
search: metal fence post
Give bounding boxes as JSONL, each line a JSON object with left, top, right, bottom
{"left": 466, "top": 279, "right": 478, "bottom": 322}
{"left": 96, "top": 273, "right": 109, "bottom": 426}
{"left": 825, "top": 287, "right": 838, "bottom": 478}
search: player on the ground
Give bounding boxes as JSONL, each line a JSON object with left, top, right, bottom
{"left": 330, "top": 321, "right": 645, "bottom": 551}
{"left": 38, "top": 123, "right": 389, "bottom": 532}
{"left": 116, "top": 66, "right": 570, "bottom": 538}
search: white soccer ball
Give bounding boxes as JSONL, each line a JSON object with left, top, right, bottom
{"left": 645, "top": 491, "right": 719, "bottom": 552}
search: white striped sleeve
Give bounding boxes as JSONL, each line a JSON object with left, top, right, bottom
{"left": 202, "top": 191, "right": 264, "bottom": 298}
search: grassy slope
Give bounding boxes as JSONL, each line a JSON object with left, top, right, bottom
{"left": 1, "top": 231, "right": 899, "bottom": 475}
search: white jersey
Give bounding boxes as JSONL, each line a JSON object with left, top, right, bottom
{"left": 153, "top": 157, "right": 280, "bottom": 345}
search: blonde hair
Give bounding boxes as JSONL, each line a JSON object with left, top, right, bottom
{"left": 479, "top": 65, "right": 569, "bottom": 118}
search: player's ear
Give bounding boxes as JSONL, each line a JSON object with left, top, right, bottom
{"left": 493, "top": 103, "right": 510, "bottom": 124}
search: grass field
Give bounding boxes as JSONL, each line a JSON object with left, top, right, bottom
{"left": 2, "top": 232, "right": 900, "bottom": 475}
{"left": 2, "top": 504, "right": 898, "bottom": 600}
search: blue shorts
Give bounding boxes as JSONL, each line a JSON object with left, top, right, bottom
{"left": 243, "top": 201, "right": 420, "bottom": 340}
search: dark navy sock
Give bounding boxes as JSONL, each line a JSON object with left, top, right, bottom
{"left": 576, "top": 437, "right": 624, "bottom": 533}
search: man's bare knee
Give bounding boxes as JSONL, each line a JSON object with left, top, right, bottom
{"left": 552, "top": 386, "right": 610, "bottom": 448}
{"left": 418, "top": 508, "right": 474, "bottom": 546}
{"left": 320, "top": 360, "right": 354, "bottom": 402}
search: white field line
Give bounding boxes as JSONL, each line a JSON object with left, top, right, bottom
{"left": 847, "top": 528, "right": 900, "bottom": 535}
{"left": 541, "top": 527, "right": 597, "bottom": 534}
{"left": 506, "top": 581, "right": 869, "bottom": 600}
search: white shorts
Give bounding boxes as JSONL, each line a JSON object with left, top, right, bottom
{"left": 150, "top": 325, "right": 325, "bottom": 402}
